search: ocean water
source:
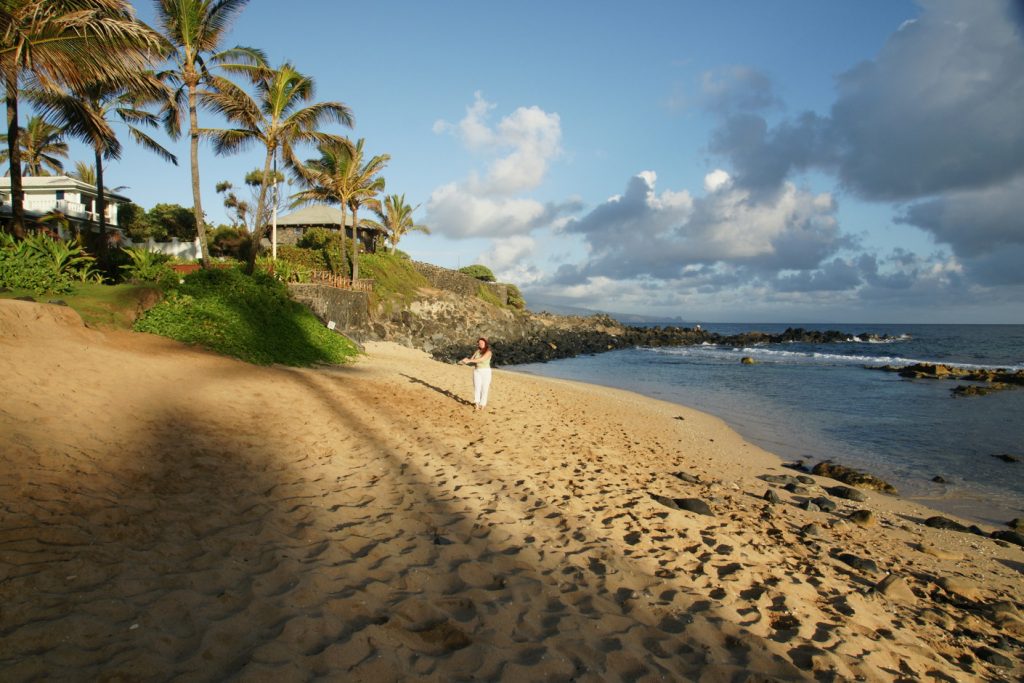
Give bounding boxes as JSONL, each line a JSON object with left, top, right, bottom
{"left": 509, "top": 323, "right": 1024, "bottom": 526}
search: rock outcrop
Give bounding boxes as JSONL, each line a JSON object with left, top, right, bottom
{"left": 868, "top": 362, "right": 1024, "bottom": 397}
{"left": 293, "top": 280, "right": 903, "bottom": 367}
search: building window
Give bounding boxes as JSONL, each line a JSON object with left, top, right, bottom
{"left": 55, "top": 190, "right": 65, "bottom": 200}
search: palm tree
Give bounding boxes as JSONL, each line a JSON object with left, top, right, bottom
{"left": 367, "top": 193, "right": 430, "bottom": 254}
{"left": 292, "top": 138, "right": 388, "bottom": 281}
{"left": 202, "top": 61, "right": 352, "bottom": 272}
{"left": 153, "top": 0, "right": 264, "bottom": 265}
{"left": 0, "top": 115, "right": 69, "bottom": 176}
{"left": 0, "top": 0, "right": 163, "bottom": 236}
{"left": 35, "top": 74, "right": 177, "bottom": 252}
{"left": 345, "top": 169, "right": 387, "bottom": 281}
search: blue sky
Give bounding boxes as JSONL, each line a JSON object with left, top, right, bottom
{"left": 67, "top": 1, "right": 1024, "bottom": 322}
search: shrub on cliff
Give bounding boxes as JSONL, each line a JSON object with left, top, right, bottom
{"left": 358, "top": 252, "right": 429, "bottom": 310}
{"left": 458, "top": 264, "right": 496, "bottom": 282}
{"left": 134, "top": 268, "right": 359, "bottom": 366}
{"left": 506, "top": 284, "right": 526, "bottom": 310}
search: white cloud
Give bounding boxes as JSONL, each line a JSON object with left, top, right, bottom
{"left": 703, "top": 169, "right": 731, "bottom": 193}
{"left": 427, "top": 93, "right": 569, "bottom": 238}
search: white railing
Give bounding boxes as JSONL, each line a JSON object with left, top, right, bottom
{"left": 19, "top": 197, "right": 116, "bottom": 225}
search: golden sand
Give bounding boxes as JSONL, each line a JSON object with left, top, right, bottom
{"left": 1, "top": 299, "right": 1021, "bottom": 680}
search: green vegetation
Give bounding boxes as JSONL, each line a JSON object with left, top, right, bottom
{"left": 358, "top": 252, "right": 428, "bottom": 310}
{"left": 459, "top": 264, "right": 496, "bottom": 282}
{"left": 0, "top": 232, "right": 100, "bottom": 294}
{"left": 477, "top": 284, "right": 504, "bottom": 308}
{"left": 0, "top": 281, "right": 163, "bottom": 330}
{"left": 134, "top": 268, "right": 358, "bottom": 366}
{"left": 119, "top": 246, "right": 177, "bottom": 286}
{"left": 506, "top": 283, "right": 526, "bottom": 310}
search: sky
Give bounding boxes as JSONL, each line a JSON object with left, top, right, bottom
{"left": 64, "top": 1, "right": 1024, "bottom": 323}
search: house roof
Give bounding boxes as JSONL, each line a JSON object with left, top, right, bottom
{"left": 276, "top": 203, "right": 383, "bottom": 232}
{"left": 0, "top": 175, "right": 131, "bottom": 203}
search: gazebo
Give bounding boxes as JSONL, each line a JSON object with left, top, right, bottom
{"left": 273, "top": 204, "right": 384, "bottom": 253}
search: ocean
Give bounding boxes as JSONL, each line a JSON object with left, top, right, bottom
{"left": 509, "top": 323, "right": 1024, "bottom": 526}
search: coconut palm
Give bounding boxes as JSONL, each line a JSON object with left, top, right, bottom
{"left": 35, "top": 74, "right": 177, "bottom": 251}
{"left": 201, "top": 61, "right": 352, "bottom": 272}
{"left": 292, "top": 138, "right": 388, "bottom": 281}
{"left": 345, "top": 170, "right": 387, "bottom": 281}
{"left": 153, "top": 0, "right": 264, "bottom": 265}
{"left": 366, "top": 193, "right": 430, "bottom": 254}
{"left": 0, "top": 0, "right": 163, "bottom": 236}
{"left": 0, "top": 115, "right": 69, "bottom": 176}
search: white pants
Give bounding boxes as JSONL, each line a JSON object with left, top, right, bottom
{"left": 473, "top": 367, "right": 492, "bottom": 407}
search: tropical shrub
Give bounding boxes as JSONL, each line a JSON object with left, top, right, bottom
{"left": 209, "top": 225, "right": 247, "bottom": 258}
{"left": 134, "top": 268, "right": 359, "bottom": 366}
{"left": 119, "top": 247, "right": 177, "bottom": 286}
{"left": 506, "top": 283, "right": 526, "bottom": 310}
{"left": 0, "top": 232, "right": 100, "bottom": 294}
{"left": 277, "top": 245, "right": 328, "bottom": 271}
{"left": 297, "top": 227, "right": 335, "bottom": 249}
{"left": 459, "top": 264, "right": 496, "bottom": 282}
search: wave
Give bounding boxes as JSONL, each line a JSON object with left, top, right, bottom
{"left": 649, "top": 345, "right": 1023, "bottom": 372}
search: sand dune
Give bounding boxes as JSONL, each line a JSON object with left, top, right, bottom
{"left": 1, "top": 299, "right": 1021, "bottom": 681}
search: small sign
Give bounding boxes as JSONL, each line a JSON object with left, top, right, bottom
{"left": 327, "top": 321, "right": 336, "bottom": 330}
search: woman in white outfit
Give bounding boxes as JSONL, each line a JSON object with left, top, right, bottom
{"left": 459, "top": 338, "right": 492, "bottom": 411}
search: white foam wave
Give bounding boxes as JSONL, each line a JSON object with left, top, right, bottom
{"left": 648, "top": 345, "right": 1022, "bottom": 371}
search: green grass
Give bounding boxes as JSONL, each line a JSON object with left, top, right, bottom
{"left": 134, "top": 269, "right": 359, "bottom": 366}
{"left": 358, "top": 252, "right": 429, "bottom": 311}
{"left": 0, "top": 281, "right": 164, "bottom": 330}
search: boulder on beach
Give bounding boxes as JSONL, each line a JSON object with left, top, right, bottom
{"left": 812, "top": 461, "right": 897, "bottom": 493}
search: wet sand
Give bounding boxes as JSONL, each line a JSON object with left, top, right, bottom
{"left": 1, "top": 299, "right": 1022, "bottom": 680}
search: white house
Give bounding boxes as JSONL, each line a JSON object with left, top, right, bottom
{"left": 0, "top": 175, "right": 130, "bottom": 235}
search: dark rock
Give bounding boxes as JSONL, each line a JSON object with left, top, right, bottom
{"left": 1008, "top": 518, "right": 1023, "bottom": 530}
{"left": 650, "top": 493, "right": 714, "bottom": 517}
{"left": 847, "top": 510, "right": 876, "bottom": 527}
{"left": 796, "top": 475, "right": 815, "bottom": 485}
{"left": 953, "top": 384, "right": 1011, "bottom": 397}
{"left": 931, "top": 475, "right": 947, "bottom": 484}
{"left": 924, "top": 516, "right": 987, "bottom": 537}
{"left": 811, "top": 461, "right": 897, "bottom": 493}
{"left": 783, "top": 461, "right": 809, "bottom": 472}
{"left": 810, "top": 497, "right": 837, "bottom": 513}
{"left": 991, "top": 453, "right": 1020, "bottom": 463}
{"left": 13, "top": 295, "right": 36, "bottom": 302}
{"left": 837, "top": 553, "right": 880, "bottom": 575}
{"left": 826, "top": 485, "right": 868, "bottom": 502}
{"left": 740, "top": 356, "right": 757, "bottom": 365}
{"left": 760, "top": 474, "right": 800, "bottom": 486}
{"left": 784, "top": 482, "right": 809, "bottom": 495}
{"left": 974, "top": 646, "right": 1013, "bottom": 668}
{"left": 47, "top": 299, "right": 68, "bottom": 306}
{"left": 801, "top": 523, "right": 823, "bottom": 537}
{"left": 802, "top": 500, "right": 820, "bottom": 513}
{"left": 990, "top": 530, "right": 1024, "bottom": 547}
{"left": 671, "top": 471, "right": 701, "bottom": 484}
{"left": 763, "top": 489, "right": 781, "bottom": 504}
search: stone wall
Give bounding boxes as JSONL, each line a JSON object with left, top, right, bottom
{"left": 411, "top": 261, "right": 508, "bottom": 305}
{"left": 287, "top": 284, "right": 371, "bottom": 340}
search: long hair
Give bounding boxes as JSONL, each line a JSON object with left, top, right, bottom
{"left": 476, "top": 337, "right": 490, "bottom": 354}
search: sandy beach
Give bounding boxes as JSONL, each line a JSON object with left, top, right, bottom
{"left": 1, "top": 298, "right": 1021, "bottom": 681}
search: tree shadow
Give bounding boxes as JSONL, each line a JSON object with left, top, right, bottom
{"left": 400, "top": 372, "right": 473, "bottom": 406}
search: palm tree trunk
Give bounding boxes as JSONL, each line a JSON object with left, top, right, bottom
{"left": 351, "top": 206, "right": 359, "bottom": 281}
{"left": 94, "top": 148, "right": 109, "bottom": 266}
{"left": 338, "top": 201, "right": 347, "bottom": 275}
{"left": 246, "top": 150, "right": 275, "bottom": 274}
{"left": 5, "top": 83, "right": 25, "bottom": 238}
{"left": 188, "top": 82, "right": 211, "bottom": 267}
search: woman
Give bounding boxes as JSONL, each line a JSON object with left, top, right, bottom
{"left": 459, "top": 338, "right": 492, "bottom": 411}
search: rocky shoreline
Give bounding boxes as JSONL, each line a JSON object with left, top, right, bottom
{"left": 867, "top": 362, "right": 1024, "bottom": 397}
